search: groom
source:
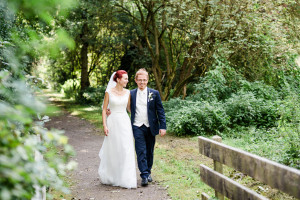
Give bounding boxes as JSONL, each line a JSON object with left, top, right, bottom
{"left": 130, "top": 68, "right": 166, "bottom": 186}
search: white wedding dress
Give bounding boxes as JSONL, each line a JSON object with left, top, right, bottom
{"left": 98, "top": 89, "right": 137, "bottom": 188}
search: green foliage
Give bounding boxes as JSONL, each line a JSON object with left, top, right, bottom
{"left": 165, "top": 62, "right": 299, "bottom": 134}
{"left": 276, "top": 55, "right": 300, "bottom": 97}
{"left": 224, "top": 124, "right": 299, "bottom": 170}
{"left": 165, "top": 61, "right": 300, "bottom": 168}
{"left": 81, "top": 86, "right": 106, "bottom": 105}
{"left": 191, "top": 64, "right": 242, "bottom": 102}
{"left": 61, "top": 79, "right": 80, "bottom": 99}
{"left": 166, "top": 100, "right": 229, "bottom": 136}
{"left": 277, "top": 93, "right": 300, "bottom": 168}
{"left": 43, "top": 0, "right": 129, "bottom": 91}
{"left": 61, "top": 79, "right": 106, "bottom": 105}
{"left": 0, "top": 0, "right": 77, "bottom": 199}
{"left": 34, "top": 0, "right": 300, "bottom": 101}
{"left": 225, "top": 91, "right": 278, "bottom": 127}
{"left": 166, "top": 64, "right": 281, "bottom": 135}
{"left": 0, "top": 70, "right": 75, "bottom": 199}
{"left": 0, "top": 2, "right": 13, "bottom": 41}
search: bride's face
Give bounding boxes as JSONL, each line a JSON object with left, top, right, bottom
{"left": 118, "top": 74, "right": 129, "bottom": 87}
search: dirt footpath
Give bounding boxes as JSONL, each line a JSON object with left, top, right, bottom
{"left": 45, "top": 110, "right": 170, "bottom": 200}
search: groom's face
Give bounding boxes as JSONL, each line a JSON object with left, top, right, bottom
{"left": 135, "top": 74, "right": 148, "bottom": 91}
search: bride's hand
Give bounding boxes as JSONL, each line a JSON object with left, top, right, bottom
{"left": 104, "top": 126, "right": 109, "bottom": 136}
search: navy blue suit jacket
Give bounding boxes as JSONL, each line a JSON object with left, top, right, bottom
{"left": 130, "top": 88, "right": 167, "bottom": 136}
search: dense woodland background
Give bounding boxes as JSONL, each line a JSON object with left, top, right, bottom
{"left": 0, "top": 0, "right": 299, "bottom": 199}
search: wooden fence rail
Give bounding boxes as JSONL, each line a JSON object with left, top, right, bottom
{"left": 198, "top": 136, "right": 300, "bottom": 200}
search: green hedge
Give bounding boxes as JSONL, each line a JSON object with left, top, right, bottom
{"left": 165, "top": 64, "right": 299, "bottom": 136}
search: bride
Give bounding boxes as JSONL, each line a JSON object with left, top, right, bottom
{"left": 98, "top": 70, "right": 137, "bottom": 189}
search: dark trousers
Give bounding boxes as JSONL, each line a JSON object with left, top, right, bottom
{"left": 132, "top": 125, "right": 156, "bottom": 179}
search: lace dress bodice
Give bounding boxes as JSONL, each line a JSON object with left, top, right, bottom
{"left": 107, "top": 89, "right": 129, "bottom": 114}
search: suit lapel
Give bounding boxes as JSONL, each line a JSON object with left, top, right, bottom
{"left": 131, "top": 89, "right": 137, "bottom": 123}
{"left": 133, "top": 88, "right": 137, "bottom": 110}
{"left": 147, "top": 88, "right": 150, "bottom": 111}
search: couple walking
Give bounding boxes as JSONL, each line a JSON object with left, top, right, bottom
{"left": 98, "top": 68, "right": 167, "bottom": 188}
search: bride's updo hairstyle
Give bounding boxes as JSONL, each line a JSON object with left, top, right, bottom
{"left": 113, "top": 70, "right": 127, "bottom": 82}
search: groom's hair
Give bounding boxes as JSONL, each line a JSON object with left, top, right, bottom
{"left": 135, "top": 68, "right": 149, "bottom": 80}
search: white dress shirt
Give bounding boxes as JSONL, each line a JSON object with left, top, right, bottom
{"left": 133, "top": 87, "right": 149, "bottom": 127}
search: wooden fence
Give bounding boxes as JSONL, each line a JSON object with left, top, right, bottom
{"left": 198, "top": 136, "right": 300, "bottom": 200}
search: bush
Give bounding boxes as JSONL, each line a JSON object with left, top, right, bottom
{"left": 80, "top": 86, "right": 106, "bottom": 105}
{"left": 61, "top": 79, "right": 80, "bottom": 99}
{"left": 166, "top": 101, "right": 229, "bottom": 136}
{"left": 60, "top": 80, "right": 106, "bottom": 105}
{"left": 165, "top": 62, "right": 300, "bottom": 168}
{"left": 191, "top": 65, "right": 241, "bottom": 102}
{"left": 163, "top": 98, "right": 190, "bottom": 113}
{"left": 0, "top": 0, "right": 76, "bottom": 198}
{"left": 0, "top": 70, "right": 75, "bottom": 199}
{"left": 166, "top": 64, "right": 281, "bottom": 136}
{"left": 277, "top": 93, "right": 300, "bottom": 169}
{"left": 224, "top": 91, "right": 279, "bottom": 127}
{"left": 165, "top": 63, "right": 300, "bottom": 135}
{"left": 239, "top": 80, "right": 280, "bottom": 101}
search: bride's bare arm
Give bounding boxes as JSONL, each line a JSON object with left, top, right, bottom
{"left": 102, "top": 92, "right": 109, "bottom": 136}
{"left": 127, "top": 94, "right": 131, "bottom": 113}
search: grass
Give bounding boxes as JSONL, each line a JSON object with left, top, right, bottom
{"left": 152, "top": 136, "right": 215, "bottom": 199}
{"left": 48, "top": 178, "right": 73, "bottom": 200}
{"left": 44, "top": 90, "right": 298, "bottom": 200}
{"left": 43, "top": 90, "right": 103, "bottom": 130}
{"left": 64, "top": 104, "right": 102, "bottom": 129}
{"left": 222, "top": 126, "right": 299, "bottom": 169}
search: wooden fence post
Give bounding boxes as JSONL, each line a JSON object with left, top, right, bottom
{"left": 212, "top": 135, "right": 224, "bottom": 200}
{"left": 32, "top": 134, "right": 46, "bottom": 200}
{"left": 201, "top": 192, "right": 210, "bottom": 200}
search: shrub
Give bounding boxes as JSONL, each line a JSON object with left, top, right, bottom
{"left": 277, "top": 93, "right": 300, "bottom": 169}
{"left": 239, "top": 80, "right": 280, "bottom": 101}
{"left": 61, "top": 79, "right": 80, "bottom": 99}
{"left": 163, "top": 98, "right": 190, "bottom": 113}
{"left": 224, "top": 91, "right": 279, "bottom": 127}
{"left": 80, "top": 86, "right": 106, "bottom": 105}
{"left": 191, "top": 64, "right": 242, "bottom": 102}
{"left": 0, "top": 0, "right": 76, "bottom": 198}
{"left": 166, "top": 64, "right": 284, "bottom": 136}
{"left": 61, "top": 79, "right": 106, "bottom": 105}
{"left": 0, "top": 70, "right": 75, "bottom": 199}
{"left": 166, "top": 101, "right": 229, "bottom": 136}
{"left": 165, "top": 62, "right": 300, "bottom": 168}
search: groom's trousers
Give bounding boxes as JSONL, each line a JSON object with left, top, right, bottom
{"left": 132, "top": 124, "right": 156, "bottom": 179}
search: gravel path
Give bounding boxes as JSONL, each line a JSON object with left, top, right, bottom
{"left": 45, "top": 109, "right": 170, "bottom": 200}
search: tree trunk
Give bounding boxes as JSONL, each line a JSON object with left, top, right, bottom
{"left": 80, "top": 23, "right": 90, "bottom": 91}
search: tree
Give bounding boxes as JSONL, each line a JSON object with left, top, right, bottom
{"left": 114, "top": 0, "right": 194, "bottom": 99}
{"left": 42, "top": 0, "right": 134, "bottom": 96}
{"left": 113, "top": 0, "right": 299, "bottom": 100}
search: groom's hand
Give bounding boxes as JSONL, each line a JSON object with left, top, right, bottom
{"left": 106, "top": 108, "right": 111, "bottom": 116}
{"left": 159, "top": 129, "right": 166, "bottom": 137}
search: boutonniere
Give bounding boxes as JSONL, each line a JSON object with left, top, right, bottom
{"left": 148, "top": 92, "right": 154, "bottom": 102}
